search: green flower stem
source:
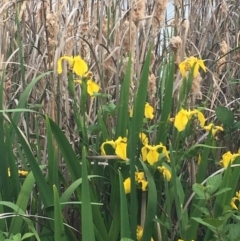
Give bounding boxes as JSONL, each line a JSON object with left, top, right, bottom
{"left": 68, "top": 72, "right": 88, "bottom": 148}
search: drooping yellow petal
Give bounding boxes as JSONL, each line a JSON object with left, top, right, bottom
{"left": 195, "top": 110, "right": 206, "bottom": 127}
{"left": 87, "top": 80, "right": 100, "bottom": 96}
{"left": 136, "top": 225, "right": 153, "bottom": 241}
{"left": 174, "top": 109, "right": 191, "bottom": 132}
{"left": 100, "top": 140, "right": 115, "bottom": 155}
{"left": 144, "top": 103, "right": 154, "bottom": 119}
{"left": 57, "top": 56, "right": 74, "bottom": 74}
{"left": 212, "top": 126, "right": 224, "bottom": 137}
{"left": 230, "top": 197, "right": 238, "bottom": 210}
{"left": 204, "top": 123, "right": 214, "bottom": 132}
{"left": 139, "top": 132, "right": 149, "bottom": 146}
{"left": 160, "top": 144, "right": 170, "bottom": 162}
{"left": 198, "top": 59, "right": 207, "bottom": 72}
{"left": 140, "top": 179, "right": 148, "bottom": 191}
{"left": 158, "top": 166, "right": 172, "bottom": 181}
{"left": 146, "top": 149, "right": 159, "bottom": 165}
{"left": 236, "top": 191, "right": 240, "bottom": 200}
{"left": 179, "top": 56, "right": 206, "bottom": 78}
{"left": 115, "top": 137, "right": 128, "bottom": 160}
{"left": 73, "top": 56, "right": 88, "bottom": 77}
{"left": 18, "top": 170, "right": 28, "bottom": 177}
{"left": 141, "top": 146, "right": 148, "bottom": 162}
{"left": 123, "top": 177, "right": 131, "bottom": 194}
{"left": 219, "top": 151, "right": 240, "bottom": 168}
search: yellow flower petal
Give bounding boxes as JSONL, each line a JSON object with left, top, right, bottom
{"left": 158, "top": 166, "right": 172, "bottom": 181}
{"left": 179, "top": 56, "right": 206, "bottom": 78}
{"left": 219, "top": 151, "right": 240, "bottom": 168}
{"left": 174, "top": 109, "right": 191, "bottom": 132}
{"left": 100, "top": 140, "right": 115, "bottom": 155}
{"left": 57, "top": 56, "right": 74, "bottom": 74}
{"left": 236, "top": 191, "right": 240, "bottom": 200}
{"left": 147, "top": 149, "right": 159, "bottom": 165}
{"left": 230, "top": 197, "right": 238, "bottom": 210}
{"left": 18, "top": 170, "right": 28, "bottom": 177}
{"left": 115, "top": 137, "right": 128, "bottom": 160}
{"left": 73, "top": 56, "right": 88, "bottom": 77}
{"left": 135, "top": 172, "right": 145, "bottom": 182}
{"left": 136, "top": 225, "right": 153, "bottom": 241}
{"left": 140, "top": 180, "right": 148, "bottom": 191}
{"left": 123, "top": 177, "right": 131, "bottom": 194}
{"left": 87, "top": 80, "right": 100, "bottom": 96}
{"left": 139, "top": 132, "right": 149, "bottom": 146}
{"left": 195, "top": 110, "right": 206, "bottom": 127}
{"left": 141, "top": 146, "right": 148, "bottom": 162}
{"left": 144, "top": 103, "right": 154, "bottom": 119}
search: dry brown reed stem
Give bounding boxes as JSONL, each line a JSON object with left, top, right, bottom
{"left": 148, "top": 73, "right": 156, "bottom": 107}
{"left": 217, "top": 39, "right": 228, "bottom": 75}
{"left": 132, "top": 0, "right": 145, "bottom": 25}
{"left": 152, "top": 0, "right": 168, "bottom": 35}
{"left": 122, "top": 20, "right": 137, "bottom": 57}
{"left": 81, "top": 0, "right": 89, "bottom": 59}
{"left": 46, "top": 11, "right": 59, "bottom": 59}
{"left": 191, "top": 72, "right": 203, "bottom": 104}
{"left": 169, "top": 36, "right": 182, "bottom": 66}
{"left": 64, "top": 23, "right": 75, "bottom": 55}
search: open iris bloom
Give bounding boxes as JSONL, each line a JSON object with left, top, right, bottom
{"left": 123, "top": 171, "right": 148, "bottom": 194}
{"left": 57, "top": 55, "right": 100, "bottom": 96}
{"left": 219, "top": 151, "right": 240, "bottom": 168}
{"left": 179, "top": 56, "right": 206, "bottom": 78}
{"left": 100, "top": 137, "right": 128, "bottom": 161}
{"left": 141, "top": 143, "right": 170, "bottom": 165}
{"left": 174, "top": 109, "right": 205, "bottom": 132}
{"left": 57, "top": 56, "right": 88, "bottom": 77}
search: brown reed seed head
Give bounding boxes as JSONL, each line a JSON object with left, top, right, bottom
{"left": 122, "top": 20, "right": 136, "bottom": 54}
{"left": 217, "top": 40, "right": 228, "bottom": 74}
{"left": 36, "top": 0, "right": 49, "bottom": 25}
{"left": 220, "top": 40, "right": 228, "bottom": 55}
{"left": 152, "top": 0, "right": 168, "bottom": 34}
{"left": 132, "top": 0, "right": 146, "bottom": 24}
{"left": 148, "top": 73, "right": 157, "bottom": 105}
{"left": 220, "top": 0, "right": 228, "bottom": 15}
{"left": 46, "top": 12, "right": 59, "bottom": 49}
{"left": 169, "top": 36, "right": 182, "bottom": 64}
{"left": 191, "top": 72, "right": 203, "bottom": 101}
{"left": 64, "top": 24, "right": 74, "bottom": 56}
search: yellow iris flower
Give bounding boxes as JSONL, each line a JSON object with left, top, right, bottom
{"left": 174, "top": 109, "right": 205, "bottom": 132}
{"left": 136, "top": 225, "right": 154, "bottom": 241}
{"left": 144, "top": 103, "right": 154, "bottom": 119}
{"left": 8, "top": 168, "right": 28, "bottom": 177}
{"left": 219, "top": 151, "right": 240, "bottom": 168}
{"left": 203, "top": 123, "right": 224, "bottom": 137}
{"left": 158, "top": 166, "right": 172, "bottom": 181}
{"left": 141, "top": 143, "right": 170, "bottom": 165}
{"left": 101, "top": 137, "right": 128, "bottom": 160}
{"left": 123, "top": 177, "right": 131, "bottom": 194}
{"left": 75, "top": 79, "right": 100, "bottom": 96}
{"left": 129, "top": 103, "right": 154, "bottom": 119}
{"left": 230, "top": 190, "right": 240, "bottom": 210}
{"left": 57, "top": 55, "right": 88, "bottom": 77}
{"left": 179, "top": 56, "right": 206, "bottom": 77}
{"left": 123, "top": 172, "right": 148, "bottom": 194}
